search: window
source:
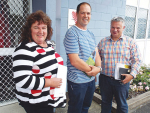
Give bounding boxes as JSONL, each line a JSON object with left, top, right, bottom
{"left": 148, "top": 19, "right": 150, "bottom": 39}
{"left": 136, "top": 8, "right": 148, "bottom": 39}
{"left": 124, "top": 6, "right": 136, "bottom": 38}
{"left": 125, "top": 0, "right": 150, "bottom": 65}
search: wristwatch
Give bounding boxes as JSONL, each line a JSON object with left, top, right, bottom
{"left": 97, "top": 66, "right": 102, "bottom": 72}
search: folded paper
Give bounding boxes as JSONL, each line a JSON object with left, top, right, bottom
{"left": 84, "top": 49, "right": 96, "bottom": 78}
{"left": 54, "top": 65, "right": 67, "bottom": 97}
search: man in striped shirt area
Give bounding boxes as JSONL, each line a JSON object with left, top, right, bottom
{"left": 98, "top": 17, "right": 142, "bottom": 113}
{"left": 64, "top": 2, "right": 101, "bottom": 113}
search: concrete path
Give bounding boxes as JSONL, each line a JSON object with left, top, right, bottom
{"left": 131, "top": 101, "right": 150, "bottom": 113}
{"left": 0, "top": 100, "right": 101, "bottom": 113}
{"left": 56, "top": 99, "right": 101, "bottom": 113}
{"left": 0, "top": 102, "right": 26, "bottom": 113}
{"left": 1, "top": 98, "right": 149, "bottom": 113}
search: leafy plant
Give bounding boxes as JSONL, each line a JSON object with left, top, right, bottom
{"left": 130, "top": 64, "right": 150, "bottom": 92}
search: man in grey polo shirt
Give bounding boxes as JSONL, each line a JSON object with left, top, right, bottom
{"left": 64, "top": 2, "right": 101, "bottom": 113}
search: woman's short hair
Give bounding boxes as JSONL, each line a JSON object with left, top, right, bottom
{"left": 20, "top": 10, "right": 53, "bottom": 42}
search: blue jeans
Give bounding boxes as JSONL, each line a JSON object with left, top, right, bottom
{"left": 99, "top": 74, "right": 129, "bottom": 113}
{"left": 67, "top": 80, "right": 95, "bottom": 113}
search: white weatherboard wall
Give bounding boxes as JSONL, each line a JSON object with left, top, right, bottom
{"left": 136, "top": 40, "right": 145, "bottom": 62}
{"left": 138, "top": 40, "right": 150, "bottom": 65}
{"left": 136, "top": 40, "right": 150, "bottom": 65}
{"left": 144, "top": 41, "right": 150, "bottom": 65}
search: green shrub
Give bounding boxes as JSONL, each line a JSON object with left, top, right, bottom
{"left": 130, "top": 65, "right": 150, "bottom": 92}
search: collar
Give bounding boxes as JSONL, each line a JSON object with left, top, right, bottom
{"left": 74, "top": 25, "right": 87, "bottom": 31}
{"left": 107, "top": 34, "right": 124, "bottom": 41}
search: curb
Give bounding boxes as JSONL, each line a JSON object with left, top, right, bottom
{"left": 93, "top": 91, "right": 150, "bottom": 113}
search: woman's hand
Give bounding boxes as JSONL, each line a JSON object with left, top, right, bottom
{"left": 45, "top": 78, "right": 62, "bottom": 88}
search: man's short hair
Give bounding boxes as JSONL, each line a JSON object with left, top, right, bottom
{"left": 111, "top": 17, "right": 125, "bottom": 26}
{"left": 76, "top": 2, "right": 91, "bottom": 13}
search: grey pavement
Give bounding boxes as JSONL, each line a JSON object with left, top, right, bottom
{"left": 56, "top": 99, "right": 101, "bottom": 113}
{"left": 0, "top": 102, "right": 26, "bottom": 113}
{"left": 0, "top": 100, "right": 101, "bottom": 113}
{"left": 1, "top": 99, "right": 150, "bottom": 113}
{"left": 131, "top": 101, "right": 150, "bottom": 113}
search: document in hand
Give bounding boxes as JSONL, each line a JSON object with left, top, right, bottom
{"left": 54, "top": 64, "right": 67, "bottom": 97}
{"left": 114, "top": 63, "right": 131, "bottom": 80}
{"left": 84, "top": 50, "right": 96, "bottom": 78}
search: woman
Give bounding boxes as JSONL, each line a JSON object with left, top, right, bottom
{"left": 13, "top": 10, "right": 66, "bottom": 113}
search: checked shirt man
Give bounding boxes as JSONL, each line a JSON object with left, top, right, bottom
{"left": 97, "top": 17, "right": 142, "bottom": 113}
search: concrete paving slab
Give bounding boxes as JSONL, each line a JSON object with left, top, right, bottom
{"left": 56, "top": 99, "right": 101, "bottom": 113}
{"left": 0, "top": 100, "right": 101, "bottom": 113}
{"left": 0, "top": 103, "right": 26, "bottom": 113}
{"left": 1, "top": 98, "right": 150, "bottom": 113}
{"left": 131, "top": 101, "right": 150, "bottom": 113}
{"left": 0, "top": 92, "right": 101, "bottom": 113}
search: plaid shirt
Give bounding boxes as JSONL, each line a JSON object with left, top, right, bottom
{"left": 97, "top": 35, "right": 142, "bottom": 78}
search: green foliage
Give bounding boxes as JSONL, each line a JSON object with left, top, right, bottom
{"left": 130, "top": 65, "right": 150, "bottom": 91}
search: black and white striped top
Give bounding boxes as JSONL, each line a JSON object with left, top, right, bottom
{"left": 13, "top": 40, "right": 66, "bottom": 107}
